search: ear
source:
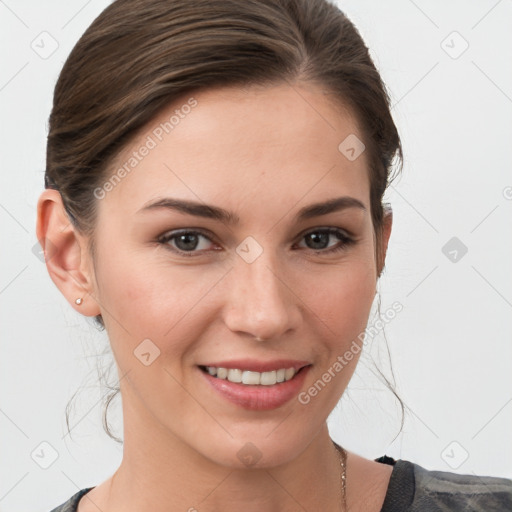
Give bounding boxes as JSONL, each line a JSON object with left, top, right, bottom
{"left": 377, "top": 204, "right": 393, "bottom": 277}
{"left": 36, "top": 189, "right": 101, "bottom": 317}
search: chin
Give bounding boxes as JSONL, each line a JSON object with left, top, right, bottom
{"left": 191, "top": 428, "right": 313, "bottom": 470}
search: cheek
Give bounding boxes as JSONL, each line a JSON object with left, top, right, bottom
{"left": 93, "top": 245, "right": 203, "bottom": 356}
{"left": 295, "top": 260, "right": 377, "bottom": 416}
{"left": 93, "top": 242, "right": 234, "bottom": 376}
{"left": 309, "top": 256, "right": 377, "bottom": 338}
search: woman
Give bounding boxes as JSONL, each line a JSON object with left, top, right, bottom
{"left": 38, "top": 0, "right": 512, "bottom": 510}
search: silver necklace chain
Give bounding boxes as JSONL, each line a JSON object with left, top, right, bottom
{"left": 333, "top": 442, "right": 347, "bottom": 511}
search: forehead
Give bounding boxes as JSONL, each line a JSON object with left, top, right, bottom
{"left": 100, "top": 82, "right": 370, "bottom": 220}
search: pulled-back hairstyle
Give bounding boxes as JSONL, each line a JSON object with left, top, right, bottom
{"left": 45, "top": 0, "right": 403, "bottom": 442}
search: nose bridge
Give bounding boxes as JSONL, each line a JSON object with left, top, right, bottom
{"left": 243, "top": 252, "right": 281, "bottom": 298}
{"left": 226, "top": 242, "right": 297, "bottom": 339}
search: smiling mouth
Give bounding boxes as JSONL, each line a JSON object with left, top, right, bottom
{"left": 198, "top": 365, "right": 308, "bottom": 386}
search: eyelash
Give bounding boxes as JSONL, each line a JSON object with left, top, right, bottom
{"left": 157, "top": 227, "right": 356, "bottom": 257}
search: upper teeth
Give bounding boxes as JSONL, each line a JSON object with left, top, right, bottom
{"left": 205, "top": 366, "right": 297, "bottom": 385}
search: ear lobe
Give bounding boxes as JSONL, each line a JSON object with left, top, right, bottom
{"left": 377, "top": 204, "right": 393, "bottom": 277}
{"left": 36, "top": 189, "right": 101, "bottom": 317}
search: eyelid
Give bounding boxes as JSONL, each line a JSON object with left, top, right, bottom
{"left": 296, "top": 225, "right": 354, "bottom": 240}
{"left": 158, "top": 227, "right": 216, "bottom": 240}
{"left": 294, "top": 227, "right": 355, "bottom": 252}
{"left": 157, "top": 228, "right": 219, "bottom": 249}
{"left": 158, "top": 225, "right": 353, "bottom": 242}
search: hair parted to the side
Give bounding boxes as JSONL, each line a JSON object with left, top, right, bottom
{"left": 46, "top": 0, "right": 404, "bottom": 443}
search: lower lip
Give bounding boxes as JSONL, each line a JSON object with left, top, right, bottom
{"left": 200, "top": 366, "right": 311, "bottom": 411}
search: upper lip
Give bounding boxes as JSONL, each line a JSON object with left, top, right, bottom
{"left": 199, "top": 359, "right": 311, "bottom": 373}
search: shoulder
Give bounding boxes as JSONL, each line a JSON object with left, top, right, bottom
{"left": 48, "top": 488, "right": 94, "bottom": 512}
{"left": 383, "top": 457, "right": 512, "bottom": 512}
{"left": 412, "top": 461, "right": 512, "bottom": 511}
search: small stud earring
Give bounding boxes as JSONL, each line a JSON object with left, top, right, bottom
{"left": 75, "top": 297, "right": 83, "bottom": 305}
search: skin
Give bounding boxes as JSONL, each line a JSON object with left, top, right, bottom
{"left": 37, "top": 82, "right": 393, "bottom": 512}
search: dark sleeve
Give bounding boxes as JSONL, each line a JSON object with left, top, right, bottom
{"left": 409, "top": 463, "right": 512, "bottom": 511}
{"left": 49, "top": 488, "right": 94, "bottom": 512}
{"left": 378, "top": 457, "right": 512, "bottom": 512}
{"left": 380, "top": 460, "right": 416, "bottom": 512}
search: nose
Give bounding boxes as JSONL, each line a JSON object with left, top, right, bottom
{"left": 223, "top": 249, "right": 301, "bottom": 342}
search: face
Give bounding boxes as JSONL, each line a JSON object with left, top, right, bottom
{"left": 86, "top": 82, "right": 383, "bottom": 468}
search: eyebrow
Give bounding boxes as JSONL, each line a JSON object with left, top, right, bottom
{"left": 137, "top": 196, "right": 366, "bottom": 224}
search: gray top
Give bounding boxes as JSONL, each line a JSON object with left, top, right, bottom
{"left": 378, "top": 456, "right": 512, "bottom": 511}
{"left": 49, "top": 456, "right": 512, "bottom": 512}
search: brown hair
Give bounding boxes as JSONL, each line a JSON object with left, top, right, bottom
{"left": 45, "top": 0, "right": 404, "bottom": 442}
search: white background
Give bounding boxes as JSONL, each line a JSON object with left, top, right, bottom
{"left": 0, "top": 1, "right": 511, "bottom": 510}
